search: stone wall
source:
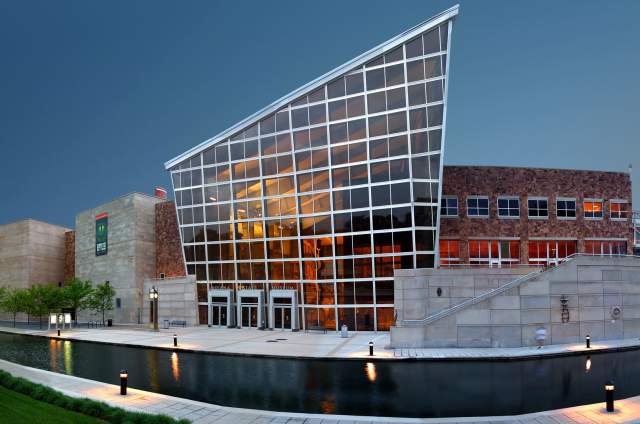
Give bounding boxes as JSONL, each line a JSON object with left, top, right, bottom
{"left": 391, "top": 256, "right": 640, "bottom": 348}
{"left": 75, "top": 193, "right": 163, "bottom": 324}
{"left": 155, "top": 201, "right": 185, "bottom": 278}
{"left": 440, "top": 166, "right": 633, "bottom": 262}
{"left": 64, "top": 231, "right": 75, "bottom": 282}
{"left": 142, "top": 276, "right": 197, "bottom": 326}
{"left": 0, "top": 219, "right": 69, "bottom": 289}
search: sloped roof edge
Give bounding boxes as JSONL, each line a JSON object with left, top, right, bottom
{"left": 165, "top": 4, "right": 459, "bottom": 170}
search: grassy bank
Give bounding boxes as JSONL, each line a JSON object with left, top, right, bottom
{"left": 0, "top": 369, "right": 189, "bottom": 423}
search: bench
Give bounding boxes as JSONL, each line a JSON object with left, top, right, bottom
{"left": 87, "top": 320, "right": 104, "bottom": 328}
{"left": 306, "top": 325, "right": 327, "bottom": 334}
{"left": 170, "top": 320, "right": 187, "bottom": 328}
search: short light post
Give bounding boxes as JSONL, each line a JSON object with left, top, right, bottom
{"left": 149, "top": 287, "right": 159, "bottom": 332}
{"left": 120, "top": 370, "right": 128, "bottom": 396}
{"left": 605, "top": 381, "right": 615, "bottom": 412}
{"left": 369, "top": 341, "right": 374, "bottom": 356}
{"left": 586, "top": 335, "right": 591, "bottom": 349}
{"left": 173, "top": 334, "right": 178, "bottom": 347}
{"left": 57, "top": 329, "right": 60, "bottom": 337}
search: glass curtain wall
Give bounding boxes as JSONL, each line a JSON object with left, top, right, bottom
{"left": 169, "top": 21, "right": 452, "bottom": 331}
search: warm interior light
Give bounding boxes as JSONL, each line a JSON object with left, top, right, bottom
{"left": 209, "top": 196, "right": 217, "bottom": 201}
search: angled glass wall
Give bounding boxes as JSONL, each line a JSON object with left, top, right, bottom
{"left": 168, "top": 18, "right": 454, "bottom": 331}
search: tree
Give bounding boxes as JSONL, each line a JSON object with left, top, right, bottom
{"left": 25, "top": 284, "right": 64, "bottom": 329}
{"left": 62, "top": 278, "right": 93, "bottom": 325}
{"left": 89, "top": 281, "right": 116, "bottom": 326}
{"left": 0, "top": 288, "right": 27, "bottom": 327}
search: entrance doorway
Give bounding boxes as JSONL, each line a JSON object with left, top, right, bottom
{"left": 268, "top": 289, "right": 299, "bottom": 331}
{"left": 210, "top": 296, "right": 229, "bottom": 327}
{"left": 241, "top": 300, "right": 259, "bottom": 328}
{"left": 273, "top": 304, "right": 292, "bottom": 330}
{"left": 236, "top": 290, "right": 265, "bottom": 329}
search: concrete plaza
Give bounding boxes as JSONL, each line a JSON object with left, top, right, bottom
{"left": 2, "top": 324, "right": 640, "bottom": 360}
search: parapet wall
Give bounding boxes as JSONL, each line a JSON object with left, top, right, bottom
{"left": 391, "top": 256, "right": 640, "bottom": 348}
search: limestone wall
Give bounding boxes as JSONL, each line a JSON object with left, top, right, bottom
{"left": 0, "top": 219, "right": 69, "bottom": 290}
{"left": 142, "top": 277, "right": 197, "bottom": 327}
{"left": 75, "top": 193, "right": 163, "bottom": 324}
{"left": 391, "top": 256, "right": 640, "bottom": 348}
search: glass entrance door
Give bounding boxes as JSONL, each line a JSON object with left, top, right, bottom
{"left": 211, "top": 305, "right": 228, "bottom": 327}
{"left": 273, "top": 306, "right": 292, "bottom": 330}
{"left": 241, "top": 306, "right": 258, "bottom": 328}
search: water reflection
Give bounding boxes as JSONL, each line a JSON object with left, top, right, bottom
{"left": 2, "top": 332, "right": 640, "bottom": 418}
{"left": 585, "top": 356, "right": 592, "bottom": 373}
{"left": 171, "top": 352, "right": 180, "bottom": 382}
{"left": 365, "top": 362, "right": 377, "bottom": 382}
{"left": 146, "top": 350, "right": 160, "bottom": 391}
{"left": 64, "top": 341, "right": 73, "bottom": 375}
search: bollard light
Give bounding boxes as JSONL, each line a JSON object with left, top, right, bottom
{"left": 120, "top": 370, "right": 128, "bottom": 396}
{"left": 605, "top": 381, "right": 615, "bottom": 412}
{"left": 369, "top": 341, "right": 374, "bottom": 356}
{"left": 173, "top": 334, "right": 178, "bottom": 347}
{"left": 57, "top": 329, "right": 60, "bottom": 337}
{"left": 586, "top": 335, "right": 591, "bottom": 349}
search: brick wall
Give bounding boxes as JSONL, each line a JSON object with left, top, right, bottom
{"left": 440, "top": 166, "right": 633, "bottom": 263}
{"left": 155, "top": 201, "right": 186, "bottom": 278}
{"left": 63, "top": 230, "right": 75, "bottom": 281}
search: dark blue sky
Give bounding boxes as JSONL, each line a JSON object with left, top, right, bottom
{"left": 1, "top": 1, "right": 638, "bottom": 228}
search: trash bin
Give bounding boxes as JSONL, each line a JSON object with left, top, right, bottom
{"left": 107, "top": 319, "right": 113, "bottom": 327}
{"left": 163, "top": 319, "right": 170, "bottom": 329}
{"left": 340, "top": 324, "right": 348, "bottom": 338}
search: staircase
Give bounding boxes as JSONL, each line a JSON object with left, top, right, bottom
{"left": 398, "top": 269, "right": 543, "bottom": 327}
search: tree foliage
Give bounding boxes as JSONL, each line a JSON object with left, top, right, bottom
{"left": 88, "top": 281, "right": 116, "bottom": 326}
{"left": 61, "top": 278, "right": 93, "bottom": 322}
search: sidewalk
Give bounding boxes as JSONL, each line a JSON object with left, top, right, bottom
{"left": 2, "top": 358, "right": 640, "bottom": 423}
{"left": 1, "top": 324, "right": 639, "bottom": 360}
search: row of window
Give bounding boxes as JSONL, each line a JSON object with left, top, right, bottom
{"left": 441, "top": 196, "right": 629, "bottom": 220}
{"left": 439, "top": 239, "right": 628, "bottom": 264}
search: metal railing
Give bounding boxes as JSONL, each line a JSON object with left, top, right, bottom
{"left": 399, "top": 269, "right": 543, "bottom": 327}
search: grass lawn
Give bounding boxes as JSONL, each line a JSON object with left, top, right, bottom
{"left": 0, "top": 385, "right": 103, "bottom": 424}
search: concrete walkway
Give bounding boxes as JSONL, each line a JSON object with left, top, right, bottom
{"left": 1, "top": 358, "right": 640, "bottom": 424}
{"left": 1, "top": 325, "right": 640, "bottom": 360}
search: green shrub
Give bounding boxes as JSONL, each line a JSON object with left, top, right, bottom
{"left": 0, "top": 369, "right": 191, "bottom": 423}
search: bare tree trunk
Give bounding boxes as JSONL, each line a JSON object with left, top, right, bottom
{"left": 13, "top": 312, "right": 16, "bottom": 328}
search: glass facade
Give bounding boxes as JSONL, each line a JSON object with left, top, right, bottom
{"left": 167, "top": 19, "right": 453, "bottom": 331}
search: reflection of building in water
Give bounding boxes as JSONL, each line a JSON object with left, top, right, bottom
{"left": 365, "top": 362, "right": 377, "bottom": 383}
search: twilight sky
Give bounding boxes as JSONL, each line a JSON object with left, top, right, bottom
{"left": 1, "top": 0, "right": 638, "bottom": 228}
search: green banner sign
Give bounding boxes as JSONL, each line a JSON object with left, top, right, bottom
{"left": 95, "top": 213, "right": 108, "bottom": 256}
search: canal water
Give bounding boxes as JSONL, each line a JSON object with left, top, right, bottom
{"left": 0, "top": 332, "right": 637, "bottom": 418}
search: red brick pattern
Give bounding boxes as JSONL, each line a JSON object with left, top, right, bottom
{"left": 63, "top": 231, "right": 75, "bottom": 282}
{"left": 155, "top": 201, "right": 186, "bottom": 278}
{"left": 440, "top": 166, "right": 633, "bottom": 263}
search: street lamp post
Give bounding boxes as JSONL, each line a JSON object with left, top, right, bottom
{"left": 149, "top": 287, "right": 159, "bottom": 331}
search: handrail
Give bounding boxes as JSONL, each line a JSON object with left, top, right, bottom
{"left": 399, "top": 269, "right": 542, "bottom": 327}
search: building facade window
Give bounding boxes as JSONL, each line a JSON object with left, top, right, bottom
{"left": 584, "top": 199, "right": 603, "bottom": 219}
{"left": 556, "top": 198, "right": 576, "bottom": 219}
{"left": 497, "top": 197, "right": 519, "bottom": 218}
{"left": 466, "top": 196, "right": 489, "bottom": 217}
{"left": 440, "top": 196, "right": 458, "bottom": 217}
{"left": 527, "top": 197, "right": 548, "bottom": 219}
{"left": 584, "top": 240, "right": 627, "bottom": 255}
{"left": 167, "top": 18, "right": 455, "bottom": 332}
{"left": 439, "top": 239, "right": 460, "bottom": 265}
{"left": 468, "top": 240, "right": 520, "bottom": 266}
{"left": 528, "top": 240, "right": 576, "bottom": 264}
{"left": 610, "top": 200, "right": 629, "bottom": 220}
